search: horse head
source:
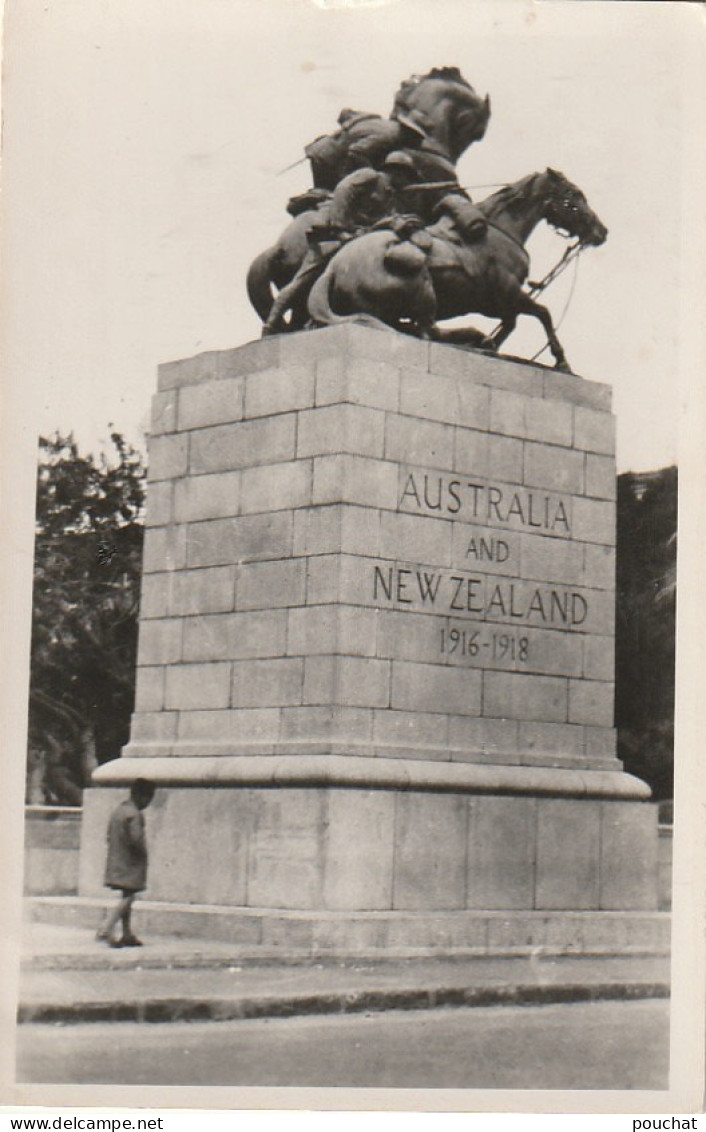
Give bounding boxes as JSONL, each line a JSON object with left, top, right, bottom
{"left": 393, "top": 67, "right": 490, "bottom": 163}
{"left": 541, "top": 169, "right": 608, "bottom": 247}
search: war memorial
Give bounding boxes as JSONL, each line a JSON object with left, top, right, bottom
{"left": 78, "top": 68, "right": 661, "bottom": 953}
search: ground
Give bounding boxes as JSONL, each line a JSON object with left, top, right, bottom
{"left": 17, "top": 999, "right": 669, "bottom": 1090}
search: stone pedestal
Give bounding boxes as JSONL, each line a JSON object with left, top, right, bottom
{"left": 81, "top": 325, "right": 658, "bottom": 929}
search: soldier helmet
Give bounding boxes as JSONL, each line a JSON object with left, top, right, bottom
{"left": 383, "top": 150, "right": 416, "bottom": 171}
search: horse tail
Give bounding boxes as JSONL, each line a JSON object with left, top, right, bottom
{"left": 246, "top": 250, "right": 277, "bottom": 322}
{"left": 307, "top": 269, "right": 392, "bottom": 332}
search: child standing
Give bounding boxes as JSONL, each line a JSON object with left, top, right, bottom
{"left": 97, "top": 778, "right": 156, "bottom": 947}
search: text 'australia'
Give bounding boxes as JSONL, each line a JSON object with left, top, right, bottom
{"left": 398, "top": 471, "right": 571, "bottom": 535}
{"left": 373, "top": 565, "right": 589, "bottom": 627}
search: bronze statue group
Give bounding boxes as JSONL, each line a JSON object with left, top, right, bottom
{"left": 247, "top": 66, "right": 607, "bottom": 372}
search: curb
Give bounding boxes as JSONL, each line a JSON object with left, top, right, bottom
{"left": 18, "top": 980, "right": 670, "bottom": 1025}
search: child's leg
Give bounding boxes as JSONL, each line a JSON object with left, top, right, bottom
{"left": 120, "top": 893, "right": 138, "bottom": 942}
{"left": 97, "top": 891, "right": 132, "bottom": 944}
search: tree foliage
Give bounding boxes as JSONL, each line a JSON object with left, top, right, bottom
{"left": 27, "top": 433, "right": 146, "bottom": 803}
{"left": 615, "top": 466, "right": 677, "bottom": 800}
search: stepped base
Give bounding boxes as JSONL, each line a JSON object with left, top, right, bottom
{"left": 28, "top": 896, "right": 670, "bottom": 958}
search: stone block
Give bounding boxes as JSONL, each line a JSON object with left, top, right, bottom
{"left": 190, "top": 415, "right": 296, "bottom": 475}
{"left": 129, "top": 711, "right": 178, "bottom": 742}
{"left": 373, "top": 707, "right": 449, "bottom": 751}
{"left": 484, "top": 670, "right": 567, "bottom": 723}
{"left": 583, "top": 726, "right": 617, "bottom": 759}
{"left": 148, "top": 434, "right": 189, "bottom": 482}
{"left": 142, "top": 526, "right": 187, "bottom": 573}
{"left": 187, "top": 512, "right": 293, "bottom": 568}
{"left": 391, "top": 661, "right": 482, "bottom": 716}
{"left": 178, "top": 377, "right": 243, "bottom": 431}
{"left": 288, "top": 604, "right": 378, "bottom": 658}
{"left": 574, "top": 406, "right": 616, "bottom": 454}
{"left": 379, "top": 509, "right": 453, "bottom": 568}
{"left": 348, "top": 323, "right": 430, "bottom": 370}
{"left": 139, "top": 573, "right": 172, "bottom": 619}
{"left": 393, "top": 793, "right": 467, "bottom": 910}
{"left": 316, "top": 354, "right": 400, "bottom": 412}
{"left": 177, "top": 707, "right": 280, "bottom": 744}
{"left": 543, "top": 370, "right": 612, "bottom": 411}
{"left": 580, "top": 588, "right": 615, "bottom": 637}
{"left": 183, "top": 609, "right": 288, "bottom": 661}
{"left": 523, "top": 442, "right": 584, "bottom": 494}
{"left": 453, "top": 428, "right": 489, "bottom": 478}
{"left": 520, "top": 532, "right": 584, "bottom": 585}
{"left": 303, "top": 655, "right": 391, "bottom": 709}
{"left": 144, "top": 481, "right": 173, "bottom": 528}
{"left": 452, "top": 524, "right": 521, "bottom": 577}
{"left": 486, "top": 434, "right": 523, "bottom": 484}
{"left": 582, "top": 544, "right": 616, "bottom": 590}
{"left": 586, "top": 454, "right": 617, "bottom": 500}
{"left": 517, "top": 629, "right": 583, "bottom": 678}
{"left": 323, "top": 790, "right": 395, "bottom": 910}
{"left": 525, "top": 397, "right": 573, "bottom": 447}
{"left": 398, "top": 367, "right": 489, "bottom": 429}
{"left": 489, "top": 388, "right": 526, "bottom": 438}
{"left": 278, "top": 705, "right": 373, "bottom": 743}
{"left": 467, "top": 796, "right": 536, "bottom": 909}
{"left": 146, "top": 790, "right": 249, "bottom": 905}
{"left": 158, "top": 340, "right": 282, "bottom": 391}
{"left": 133, "top": 666, "right": 165, "bottom": 713}
{"left": 240, "top": 459, "right": 312, "bottom": 515}
{"left": 173, "top": 471, "right": 240, "bottom": 523}
{"left": 520, "top": 720, "right": 585, "bottom": 759}
{"left": 583, "top": 636, "right": 615, "bottom": 681}
{"left": 568, "top": 679, "right": 614, "bottom": 726}
{"left": 535, "top": 798, "right": 601, "bottom": 909}
{"left": 231, "top": 657, "right": 304, "bottom": 708}
{"left": 292, "top": 505, "right": 341, "bottom": 557}
{"left": 150, "top": 391, "right": 177, "bottom": 436}
{"left": 572, "top": 497, "right": 616, "bottom": 545}
{"left": 237, "top": 558, "right": 306, "bottom": 611}
{"left": 170, "top": 565, "right": 235, "bottom": 616}
{"left": 305, "top": 554, "right": 340, "bottom": 605}
{"left": 447, "top": 715, "right": 519, "bottom": 758}
{"left": 297, "top": 403, "right": 385, "bottom": 459}
{"left": 157, "top": 351, "right": 224, "bottom": 392}
{"left": 376, "top": 609, "right": 439, "bottom": 665}
{"left": 385, "top": 414, "right": 456, "bottom": 472}
{"left": 137, "top": 619, "right": 182, "bottom": 666}
{"left": 246, "top": 790, "right": 325, "bottom": 909}
{"left": 599, "top": 802, "right": 658, "bottom": 910}
{"left": 312, "top": 453, "right": 398, "bottom": 509}
{"left": 164, "top": 662, "right": 232, "bottom": 711}
{"left": 244, "top": 362, "right": 315, "bottom": 418}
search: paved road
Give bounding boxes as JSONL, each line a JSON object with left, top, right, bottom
{"left": 17, "top": 999, "right": 669, "bottom": 1090}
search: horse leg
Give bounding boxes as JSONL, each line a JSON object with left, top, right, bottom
{"left": 515, "top": 293, "right": 571, "bottom": 372}
{"left": 481, "top": 315, "right": 517, "bottom": 354}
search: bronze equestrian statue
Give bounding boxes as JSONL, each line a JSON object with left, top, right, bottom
{"left": 247, "top": 67, "right": 490, "bottom": 334}
{"left": 246, "top": 70, "right": 608, "bottom": 368}
{"left": 307, "top": 170, "right": 608, "bottom": 372}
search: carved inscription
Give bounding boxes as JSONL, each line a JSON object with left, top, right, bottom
{"left": 373, "top": 565, "right": 588, "bottom": 627}
{"left": 362, "top": 464, "right": 595, "bottom": 677}
{"left": 398, "top": 470, "right": 571, "bottom": 536}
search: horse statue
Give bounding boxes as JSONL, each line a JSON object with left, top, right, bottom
{"left": 247, "top": 67, "right": 491, "bottom": 326}
{"left": 305, "top": 169, "right": 608, "bottom": 372}
{"left": 304, "top": 66, "right": 490, "bottom": 191}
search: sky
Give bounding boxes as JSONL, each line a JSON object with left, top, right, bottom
{"left": 1, "top": 0, "right": 701, "bottom": 472}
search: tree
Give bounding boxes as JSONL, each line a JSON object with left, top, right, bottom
{"left": 615, "top": 466, "right": 677, "bottom": 801}
{"left": 27, "top": 432, "right": 146, "bottom": 803}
